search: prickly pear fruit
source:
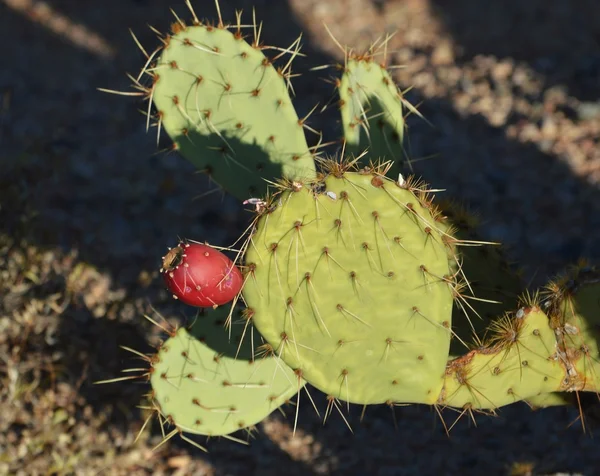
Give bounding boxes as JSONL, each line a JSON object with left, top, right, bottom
{"left": 241, "top": 161, "right": 459, "bottom": 406}
{"left": 150, "top": 305, "right": 303, "bottom": 438}
{"left": 161, "top": 241, "right": 243, "bottom": 308}
{"left": 144, "top": 5, "right": 316, "bottom": 200}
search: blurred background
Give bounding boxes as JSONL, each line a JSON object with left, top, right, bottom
{"left": 1, "top": 0, "right": 599, "bottom": 474}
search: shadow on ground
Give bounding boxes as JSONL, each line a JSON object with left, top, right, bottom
{"left": 1, "top": 0, "right": 600, "bottom": 474}
{"left": 427, "top": 0, "right": 600, "bottom": 102}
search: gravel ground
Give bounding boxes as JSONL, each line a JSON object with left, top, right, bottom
{"left": 1, "top": 0, "right": 599, "bottom": 474}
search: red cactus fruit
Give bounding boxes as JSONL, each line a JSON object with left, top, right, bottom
{"left": 161, "top": 241, "right": 243, "bottom": 308}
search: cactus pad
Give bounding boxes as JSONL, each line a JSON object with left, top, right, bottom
{"left": 150, "top": 306, "right": 303, "bottom": 437}
{"left": 242, "top": 165, "right": 457, "bottom": 405}
{"left": 441, "top": 306, "right": 565, "bottom": 410}
{"left": 149, "top": 13, "right": 316, "bottom": 199}
{"left": 338, "top": 56, "right": 406, "bottom": 173}
{"left": 440, "top": 265, "right": 600, "bottom": 411}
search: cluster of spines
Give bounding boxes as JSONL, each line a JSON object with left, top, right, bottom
{"left": 541, "top": 262, "right": 600, "bottom": 396}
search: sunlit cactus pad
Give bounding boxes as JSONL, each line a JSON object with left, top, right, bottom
{"left": 242, "top": 163, "right": 457, "bottom": 405}
{"left": 439, "top": 263, "right": 600, "bottom": 412}
{"left": 149, "top": 306, "right": 303, "bottom": 437}
{"left": 440, "top": 306, "right": 564, "bottom": 409}
{"left": 147, "top": 6, "right": 316, "bottom": 199}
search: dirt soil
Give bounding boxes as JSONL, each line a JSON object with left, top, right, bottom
{"left": 1, "top": 0, "right": 600, "bottom": 474}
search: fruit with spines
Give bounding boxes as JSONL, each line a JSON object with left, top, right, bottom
{"left": 161, "top": 241, "right": 243, "bottom": 307}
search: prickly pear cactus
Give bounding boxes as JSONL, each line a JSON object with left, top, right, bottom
{"left": 148, "top": 305, "right": 303, "bottom": 440}
{"left": 102, "top": 0, "right": 600, "bottom": 448}
{"left": 133, "top": 3, "right": 316, "bottom": 200}
{"left": 241, "top": 162, "right": 460, "bottom": 405}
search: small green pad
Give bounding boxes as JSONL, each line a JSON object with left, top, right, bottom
{"left": 339, "top": 58, "right": 405, "bottom": 173}
{"left": 243, "top": 170, "right": 455, "bottom": 405}
{"left": 152, "top": 23, "right": 316, "bottom": 200}
{"left": 441, "top": 307, "right": 565, "bottom": 409}
{"left": 150, "top": 306, "right": 302, "bottom": 436}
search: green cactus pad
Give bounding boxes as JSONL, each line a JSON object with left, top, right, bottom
{"left": 242, "top": 168, "right": 456, "bottom": 405}
{"left": 150, "top": 19, "right": 316, "bottom": 199}
{"left": 440, "top": 306, "right": 565, "bottom": 410}
{"left": 150, "top": 306, "right": 303, "bottom": 436}
{"left": 338, "top": 57, "right": 406, "bottom": 173}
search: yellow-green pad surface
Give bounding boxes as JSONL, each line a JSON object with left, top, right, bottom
{"left": 441, "top": 307, "right": 565, "bottom": 409}
{"left": 243, "top": 171, "right": 454, "bottom": 405}
{"left": 152, "top": 24, "right": 315, "bottom": 199}
{"left": 150, "top": 307, "right": 302, "bottom": 436}
{"left": 525, "top": 392, "right": 573, "bottom": 408}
